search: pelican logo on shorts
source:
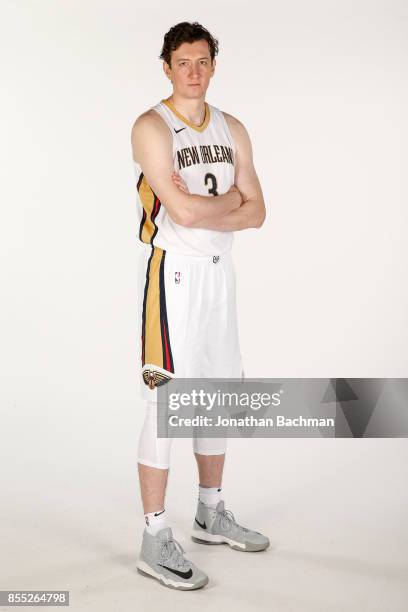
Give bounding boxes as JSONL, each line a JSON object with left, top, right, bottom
{"left": 143, "top": 369, "right": 172, "bottom": 390}
{"left": 213, "top": 255, "right": 219, "bottom": 263}
{"left": 175, "top": 271, "right": 181, "bottom": 284}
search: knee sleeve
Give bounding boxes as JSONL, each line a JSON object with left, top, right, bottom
{"left": 137, "top": 400, "right": 173, "bottom": 469}
{"left": 137, "top": 401, "right": 227, "bottom": 466}
{"left": 193, "top": 436, "right": 227, "bottom": 456}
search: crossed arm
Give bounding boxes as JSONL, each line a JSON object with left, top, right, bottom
{"left": 131, "top": 109, "right": 266, "bottom": 231}
{"left": 183, "top": 113, "right": 266, "bottom": 231}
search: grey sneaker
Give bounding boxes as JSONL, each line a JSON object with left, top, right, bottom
{"left": 191, "top": 500, "right": 270, "bottom": 552}
{"left": 137, "top": 526, "right": 209, "bottom": 590}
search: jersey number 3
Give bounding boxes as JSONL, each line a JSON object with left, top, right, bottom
{"left": 205, "top": 173, "right": 218, "bottom": 196}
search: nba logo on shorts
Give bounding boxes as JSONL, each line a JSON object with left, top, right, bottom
{"left": 175, "top": 271, "right": 181, "bottom": 284}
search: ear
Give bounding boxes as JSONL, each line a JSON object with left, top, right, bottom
{"left": 210, "top": 58, "right": 216, "bottom": 77}
{"left": 163, "top": 61, "right": 172, "bottom": 81}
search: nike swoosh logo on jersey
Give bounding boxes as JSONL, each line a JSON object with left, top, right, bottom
{"left": 174, "top": 127, "right": 186, "bottom": 133}
{"left": 195, "top": 518, "right": 207, "bottom": 530}
{"left": 157, "top": 564, "right": 193, "bottom": 579}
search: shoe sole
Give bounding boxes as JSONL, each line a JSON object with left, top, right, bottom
{"left": 191, "top": 530, "right": 269, "bottom": 552}
{"left": 137, "top": 560, "right": 208, "bottom": 590}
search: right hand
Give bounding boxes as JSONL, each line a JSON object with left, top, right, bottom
{"left": 172, "top": 171, "right": 190, "bottom": 194}
{"left": 228, "top": 184, "right": 243, "bottom": 208}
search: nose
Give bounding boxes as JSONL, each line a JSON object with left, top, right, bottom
{"left": 189, "top": 64, "right": 200, "bottom": 78}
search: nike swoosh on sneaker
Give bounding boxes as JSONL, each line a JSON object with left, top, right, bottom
{"left": 158, "top": 564, "right": 193, "bottom": 579}
{"left": 195, "top": 518, "right": 207, "bottom": 530}
{"left": 174, "top": 127, "right": 186, "bottom": 133}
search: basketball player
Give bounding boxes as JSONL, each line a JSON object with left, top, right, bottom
{"left": 131, "top": 22, "right": 268, "bottom": 590}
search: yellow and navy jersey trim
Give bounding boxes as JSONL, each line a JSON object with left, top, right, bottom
{"left": 137, "top": 172, "right": 161, "bottom": 245}
{"left": 141, "top": 246, "right": 174, "bottom": 376}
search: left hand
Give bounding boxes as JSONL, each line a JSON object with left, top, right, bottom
{"left": 172, "top": 171, "right": 190, "bottom": 194}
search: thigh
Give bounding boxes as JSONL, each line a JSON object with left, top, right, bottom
{"left": 204, "top": 255, "right": 244, "bottom": 379}
{"left": 137, "top": 246, "right": 208, "bottom": 402}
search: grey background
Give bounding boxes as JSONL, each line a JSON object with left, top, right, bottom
{"left": 0, "top": 1, "right": 407, "bottom": 611}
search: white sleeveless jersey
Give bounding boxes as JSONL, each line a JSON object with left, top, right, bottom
{"left": 133, "top": 97, "right": 236, "bottom": 256}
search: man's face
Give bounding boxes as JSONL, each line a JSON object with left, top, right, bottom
{"left": 163, "top": 39, "right": 216, "bottom": 99}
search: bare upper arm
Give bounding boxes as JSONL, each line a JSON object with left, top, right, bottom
{"left": 131, "top": 110, "right": 190, "bottom": 225}
{"left": 222, "top": 111, "right": 265, "bottom": 207}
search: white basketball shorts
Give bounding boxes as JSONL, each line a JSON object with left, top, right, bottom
{"left": 135, "top": 242, "right": 244, "bottom": 402}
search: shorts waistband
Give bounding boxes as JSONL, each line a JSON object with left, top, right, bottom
{"left": 136, "top": 241, "right": 231, "bottom": 265}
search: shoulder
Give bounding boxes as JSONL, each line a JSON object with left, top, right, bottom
{"left": 220, "top": 110, "right": 251, "bottom": 144}
{"left": 220, "top": 110, "right": 247, "bottom": 132}
{"left": 131, "top": 107, "right": 171, "bottom": 161}
{"left": 131, "top": 108, "right": 168, "bottom": 138}
{"left": 220, "top": 110, "right": 252, "bottom": 154}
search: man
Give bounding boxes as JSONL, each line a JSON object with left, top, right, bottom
{"left": 131, "top": 21, "right": 268, "bottom": 590}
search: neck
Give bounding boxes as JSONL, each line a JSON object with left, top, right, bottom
{"left": 168, "top": 92, "right": 206, "bottom": 127}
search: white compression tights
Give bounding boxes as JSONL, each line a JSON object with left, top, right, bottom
{"left": 137, "top": 400, "right": 227, "bottom": 469}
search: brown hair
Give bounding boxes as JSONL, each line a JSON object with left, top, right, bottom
{"left": 159, "top": 22, "right": 219, "bottom": 67}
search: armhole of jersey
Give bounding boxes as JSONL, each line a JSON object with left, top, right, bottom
{"left": 133, "top": 158, "right": 142, "bottom": 180}
{"left": 217, "top": 107, "right": 237, "bottom": 157}
{"left": 150, "top": 104, "right": 177, "bottom": 155}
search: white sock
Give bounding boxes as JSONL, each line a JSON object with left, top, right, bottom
{"left": 144, "top": 508, "right": 167, "bottom": 535}
{"left": 199, "top": 484, "right": 223, "bottom": 508}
